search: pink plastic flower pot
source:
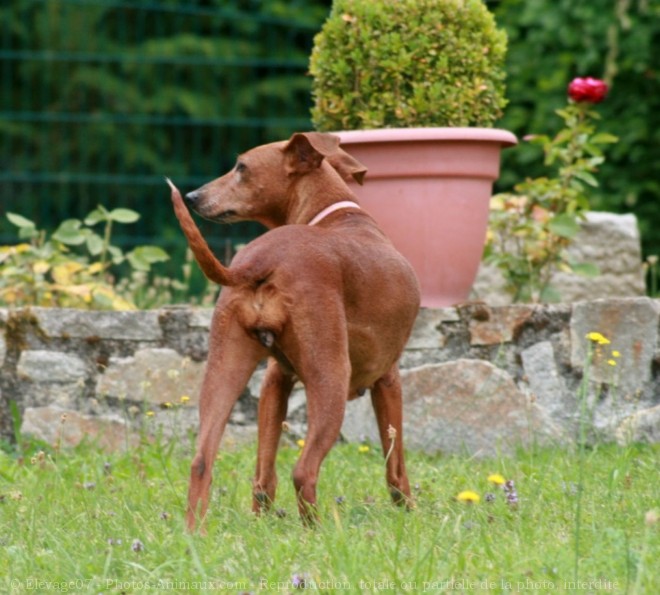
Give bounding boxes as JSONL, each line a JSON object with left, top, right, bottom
{"left": 337, "top": 128, "right": 517, "bottom": 308}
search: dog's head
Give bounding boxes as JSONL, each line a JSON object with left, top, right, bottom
{"left": 184, "top": 132, "right": 367, "bottom": 228}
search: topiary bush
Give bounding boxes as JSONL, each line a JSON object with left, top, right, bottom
{"left": 310, "top": 0, "right": 508, "bottom": 131}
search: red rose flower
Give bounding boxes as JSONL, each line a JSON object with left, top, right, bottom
{"left": 567, "top": 77, "right": 608, "bottom": 103}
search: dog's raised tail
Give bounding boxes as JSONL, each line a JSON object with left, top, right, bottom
{"left": 166, "top": 178, "right": 236, "bottom": 286}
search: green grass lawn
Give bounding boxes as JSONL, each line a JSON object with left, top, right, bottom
{"left": 1, "top": 431, "right": 658, "bottom": 594}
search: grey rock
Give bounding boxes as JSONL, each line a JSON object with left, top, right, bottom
{"left": 96, "top": 347, "right": 204, "bottom": 404}
{"left": 17, "top": 350, "right": 87, "bottom": 383}
{"left": 21, "top": 406, "right": 139, "bottom": 450}
{"left": 188, "top": 308, "right": 214, "bottom": 329}
{"left": 34, "top": 308, "right": 162, "bottom": 341}
{"left": 521, "top": 341, "right": 567, "bottom": 413}
{"left": 555, "top": 212, "right": 645, "bottom": 302}
{"left": 407, "top": 307, "right": 460, "bottom": 349}
{"left": 615, "top": 404, "right": 660, "bottom": 445}
{"left": 570, "top": 298, "right": 659, "bottom": 393}
{"left": 343, "top": 360, "right": 560, "bottom": 457}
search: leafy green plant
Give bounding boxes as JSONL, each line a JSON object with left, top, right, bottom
{"left": 494, "top": 0, "right": 660, "bottom": 262}
{"left": 0, "top": 206, "right": 168, "bottom": 310}
{"left": 115, "top": 249, "right": 219, "bottom": 310}
{"left": 309, "top": 0, "right": 508, "bottom": 131}
{"left": 485, "top": 79, "right": 618, "bottom": 302}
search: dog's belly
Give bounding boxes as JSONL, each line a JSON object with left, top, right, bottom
{"left": 346, "top": 326, "right": 399, "bottom": 396}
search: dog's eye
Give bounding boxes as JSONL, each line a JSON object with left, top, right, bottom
{"left": 235, "top": 161, "right": 247, "bottom": 174}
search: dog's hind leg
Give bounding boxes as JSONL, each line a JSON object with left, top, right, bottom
{"left": 290, "top": 322, "right": 350, "bottom": 524}
{"left": 371, "top": 365, "right": 412, "bottom": 507}
{"left": 292, "top": 378, "right": 348, "bottom": 524}
{"left": 186, "top": 310, "right": 265, "bottom": 533}
{"left": 252, "top": 359, "right": 294, "bottom": 513}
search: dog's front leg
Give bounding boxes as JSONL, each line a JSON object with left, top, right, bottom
{"left": 186, "top": 312, "right": 265, "bottom": 533}
{"left": 371, "top": 365, "right": 412, "bottom": 508}
{"left": 252, "top": 359, "right": 294, "bottom": 513}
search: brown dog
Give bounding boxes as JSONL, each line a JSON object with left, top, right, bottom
{"left": 169, "top": 132, "right": 420, "bottom": 530}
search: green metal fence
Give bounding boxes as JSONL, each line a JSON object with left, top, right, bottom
{"left": 0, "top": 0, "right": 327, "bottom": 259}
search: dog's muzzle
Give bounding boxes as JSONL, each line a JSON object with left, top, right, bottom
{"left": 184, "top": 190, "right": 237, "bottom": 222}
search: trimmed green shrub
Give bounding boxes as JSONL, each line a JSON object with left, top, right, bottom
{"left": 310, "top": 0, "right": 508, "bottom": 131}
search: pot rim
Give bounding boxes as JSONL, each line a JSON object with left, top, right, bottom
{"left": 335, "top": 127, "right": 518, "bottom": 147}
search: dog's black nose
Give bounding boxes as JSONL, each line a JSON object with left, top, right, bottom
{"left": 185, "top": 190, "right": 201, "bottom": 204}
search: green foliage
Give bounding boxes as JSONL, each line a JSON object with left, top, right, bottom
{"left": 485, "top": 99, "right": 617, "bottom": 302}
{"left": 0, "top": 207, "right": 168, "bottom": 310}
{"left": 0, "top": 0, "right": 330, "bottom": 266}
{"left": 494, "top": 0, "right": 660, "bottom": 261}
{"left": 4, "top": 0, "right": 660, "bottom": 282}
{"left": 310, "top": 0, "right": 508, "bottom": 130}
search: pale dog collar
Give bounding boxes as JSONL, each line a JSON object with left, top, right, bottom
{"left": 308, "top": 201, "right": 361, "bottom": 226}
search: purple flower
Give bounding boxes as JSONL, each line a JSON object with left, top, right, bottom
{"left": 291, "top": 574, "right": 308, "bottom": 589}
{"left": 131, "top": 539, "right": 144, "bottom": 552}
{"left": 503, "top": 479, "right": 519, "bottom": 506}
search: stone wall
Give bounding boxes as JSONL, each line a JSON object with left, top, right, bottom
{"left": 1, "top": 298, "right": 659, "bottom": 456}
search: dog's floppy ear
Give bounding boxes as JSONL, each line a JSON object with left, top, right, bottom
{"left": 283, "top": 132, "right": 326, "bottom": 177}
{"left": 284, "top": 132, "right": 368, "bottom": 185}
{"left": 324, "top": 147, "right": 368, "bottom": 186}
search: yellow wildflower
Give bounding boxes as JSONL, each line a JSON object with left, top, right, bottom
{"left": 358, "top": 445, "right": 370, "bottom": 453}
{"left": 163, "top": 402, "right": 173, "bottom": 409}
{"left": 297, "top": 439, "right": 305, "bottom": 448}
{"left": 456, "top": 490, "right": 480, "bottom": 504}
{"left": 180, "top": 395, "right": 190, "bottom": 404}
{"left": 607, "top": 360, "right": 617, "bottom": 367}
{"left": 487, "top": 473, "right": 506, "bottom": 486}
{"left": 612, "top": 350, "right": 621, "bottom": 358}
{"left": 586, "top": 332, "right": 611, "bottom": 345}
{"left": 146, "top": 411, "right": 155, "bottom": 417}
